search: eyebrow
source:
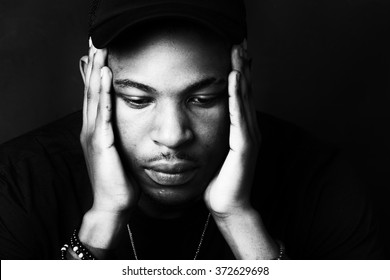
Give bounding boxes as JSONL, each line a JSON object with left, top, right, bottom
{"left": 113, "top": 77, "right": 227, "bottom": 95}
{"left": 114, "top": 79, "right": 158, "bottom": 94}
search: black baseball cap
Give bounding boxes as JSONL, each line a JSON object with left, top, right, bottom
{"left": 89, "top": 0, "right": 247, "bottom": 48}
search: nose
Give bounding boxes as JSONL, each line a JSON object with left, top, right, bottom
{"left": 151, "top": 103, "right": 194, "bottom": 149}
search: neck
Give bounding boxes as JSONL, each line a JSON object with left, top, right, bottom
{"left": 137, "top": 194, "right": 204, "bottom": 220}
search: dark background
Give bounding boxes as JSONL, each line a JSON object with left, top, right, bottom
{"left": 1, "top": 0, "right": 389, "bottom": 257}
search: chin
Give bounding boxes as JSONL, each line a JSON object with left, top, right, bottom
{"left": 139, "top": 181, "right": 206, "bottom": 208}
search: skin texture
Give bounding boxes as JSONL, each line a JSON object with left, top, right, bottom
{"left": 77, "top": 22, "right": 280, "bottom": 259}
{"left": 108, "top": 25, "right": 231, "bottom": 215}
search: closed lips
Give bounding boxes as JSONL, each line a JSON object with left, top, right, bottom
{"left": 144, "top": 161, "right": 199, "bottom": 185}
{"left": 145, "top": 161, "right": 198, "bottom": 174}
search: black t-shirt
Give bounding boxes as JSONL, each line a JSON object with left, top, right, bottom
{"left": 0, "top": 111, "right": 383, "bottom": 259}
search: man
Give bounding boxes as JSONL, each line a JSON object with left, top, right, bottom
{"left": 0, "top": 0, "right": 383, "bottom": 259}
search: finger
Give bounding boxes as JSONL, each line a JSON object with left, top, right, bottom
{"left": 241, "top": 41, "right": 261, "bottom": 144}
{"left": 85, "top": 39, "right": 97, "bottom": 93}
{"left": 82, "top": 45, "right": 96, "bottom": 135}
{"left": 86, "top": 48, "right": 108, "bottom": 133}
{"left": 231, "top": 44, "right": 250, "bottom": 99}
{"left": 95, "top": 66, "right": 114, "bottom": 147}
{"left": 82, "top": 39, "right": 98, "bottom": 133}
{"left": 232, "top": 41, "right": 253, "bottom": 93}
{"left": 241, "top": 39, "right": 252, "bottom": 89}
{"left": 237, "top": 41, "right": 261, "bottom": 145}
{"left": 231, "top": 42, "right": 250, "bottom": 79}
{"left": 228, "top": 70, "right": 249, "bottom": 152}
{"left": 231, "top": 45, "right": 244, "bottom": 72}
{"left": 231, "top": 44, "right": 256, "bottom": 140}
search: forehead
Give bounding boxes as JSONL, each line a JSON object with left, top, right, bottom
{"left": 107, "top": 20, "right": 231, "bottom": 90}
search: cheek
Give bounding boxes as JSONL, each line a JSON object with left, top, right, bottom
{"left": 114, "top": 98, "right": 230, "bottom": 160}
{"left": 193, "top": 102, "right": 230, "bottom": 150}
{"left": 114, "top": 102, "right": 149, "bottom": 159}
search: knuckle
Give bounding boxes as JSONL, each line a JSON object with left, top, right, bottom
{"left": 83, "top": 85, "right": 89, "bottom": 95}
{"left": 86, "top": 89, "right": 93, "bottom": 100}
{"left": 90, "top": 134, "right": 100, "bottom": 148}
{"left": 89, "top": 134, "right": 106, "bottom": 154}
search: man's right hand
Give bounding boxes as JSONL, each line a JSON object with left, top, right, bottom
{"left": 77, "top": 41, "right": 138, "bottom": 253}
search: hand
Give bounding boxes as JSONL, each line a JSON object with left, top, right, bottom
{"left": 203, "top": 41, "right": 276, "bottom": 260}
{"left": 80, "top": 41, "right": 139, "bottom": 215}
{"left": 204, "top": 40, "right": 261, "bottom": 218}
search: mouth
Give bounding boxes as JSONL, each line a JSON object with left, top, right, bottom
{"left": 144, "top": 161, "right": 198, "bottom": 186}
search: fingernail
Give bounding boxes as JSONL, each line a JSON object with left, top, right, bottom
{"left": 89, "top": 38, "right": 97, "bottom": 54}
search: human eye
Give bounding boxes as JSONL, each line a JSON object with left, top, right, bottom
{"left": 187, "top": 92, "right": 225, "bottom": 108}
{"left": 119, "top": 94, "right": 154, "bottom": 109}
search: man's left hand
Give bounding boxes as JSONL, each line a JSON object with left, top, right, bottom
{"left": 204, "top": 40, "right": 261, "bottom": 218}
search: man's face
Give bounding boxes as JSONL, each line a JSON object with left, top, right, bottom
{"left": 108, "top": 25, "right": 231, "bottom": 208}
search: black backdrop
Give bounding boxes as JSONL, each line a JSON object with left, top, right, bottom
{"left": 1, "top": 0, "right": 389, "bottom": 257}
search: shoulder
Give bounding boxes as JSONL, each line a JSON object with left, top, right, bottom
{"left": 253, "top": 112, "right": 383, "bottom": 259}
{"left": 0, "top": 110, "right": 84, "bottom": 195}
{"left": 0, "top": 111, "right": 87, "bottom": 259}
{"left": 0, "top": 111, "right": 82, "bottom": 168}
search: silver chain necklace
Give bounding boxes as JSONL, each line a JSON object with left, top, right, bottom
{"left": 127, "top": 212, "right": 211, "bottom": 260}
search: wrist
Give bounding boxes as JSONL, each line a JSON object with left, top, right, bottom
{"left": 211, "top": 202, "right": 255, "bottom": 222}
{"left": 212, "top": 207, "right": 279, "bottom": 260}
{"left": 92, "top": 194, "right": 136, "bottom": 214}
{"left": 78, "top": 208, "right": 131, "bottom": 250}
